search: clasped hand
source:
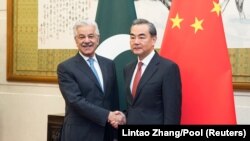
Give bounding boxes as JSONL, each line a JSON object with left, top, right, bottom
{"left": 108, "top": 111, "right": 126, "bottom": 128}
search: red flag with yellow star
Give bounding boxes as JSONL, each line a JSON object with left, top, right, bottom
{"left": 160, "top": 0, "right": 236, "bottom": 124}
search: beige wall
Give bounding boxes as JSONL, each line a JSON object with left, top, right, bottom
{"left": 0, "top": 1, "right": 64, "bottom": 141}
{"left": 234, "top": 92, "right": 250, "bottom": 124}
{"left": 0, "top": 0, "right": 250, "bottom": 141}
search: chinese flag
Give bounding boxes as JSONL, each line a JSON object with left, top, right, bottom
{"left": 159, "top": 0, "right": 236, "bottom": 124}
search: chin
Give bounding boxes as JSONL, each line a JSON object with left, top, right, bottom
{"left": 133, "top": 50, "right": 142, "bottom": 55}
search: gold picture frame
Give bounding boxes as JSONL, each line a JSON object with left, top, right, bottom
{"left": 7, "top": 0, "right": 250, "bottom": 89}
{"left": 228, "top": 48, "right": 250, "bottom": 90}
{"left": 7, "top": 0, "right": 77, "bottom": 83}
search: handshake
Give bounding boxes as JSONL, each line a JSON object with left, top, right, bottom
{"left": 108, "top": 111, "right": 126, "bottom": 128}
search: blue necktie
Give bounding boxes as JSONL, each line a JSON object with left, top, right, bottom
{"left": 88, "top": 58, "right": 102, "bottom": 90}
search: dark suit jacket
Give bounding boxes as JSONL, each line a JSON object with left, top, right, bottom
{"left": 57, "top": 53, "right": 118, "bottom": 141}
{"left": 124, "top": 52, "right": 181, "bottom": 124}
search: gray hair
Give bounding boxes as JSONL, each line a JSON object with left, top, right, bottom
{"left": 73, "top": 20, "right": 100, "bottom": 37}
{"left": 131, "top": 19, "right": 157, "bottom": 37}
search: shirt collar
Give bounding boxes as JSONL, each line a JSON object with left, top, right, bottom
{"left": 138, "top": 50, "right": 155, "bottom": 66}
{"left": 79, "top": 51, "right": 97, "bottom": 62}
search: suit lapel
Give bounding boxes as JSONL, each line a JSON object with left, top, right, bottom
{"left": 96, "top": 55, "right": 106, "bottom": 94}
{"left": 133, "top": 53, "right": 160, "bottom": 102}
{"left": 74, "top": 53, "right": 103, "bottom": 93}
{"left": 126, "top": 61, "right": 137, "bottom": 103}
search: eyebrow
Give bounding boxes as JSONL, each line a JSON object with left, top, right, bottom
{"left": 130, "top": 33, "right": 146, "bottom": 36}
{"left": 78, "top": 33, "right": 95, "bottom": 36}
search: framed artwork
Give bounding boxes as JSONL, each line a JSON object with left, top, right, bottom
{"left": 222, "top": 0, "right": 250, "bottom": 89}
{"left": 228, "top": 49, "right": 250, "bottom": 89}
{"left": 7, "top": 0, "right": 85, "bottom": 83}
{"left": 7, "top": 0, "right": 250, "bottom": 90}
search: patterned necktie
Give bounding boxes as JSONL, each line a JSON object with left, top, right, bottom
{"left": 88, "top": 58, "right": 102, "bottom": 90}
{"left": 131, "top": 61, "right": 143, "bottom": 98}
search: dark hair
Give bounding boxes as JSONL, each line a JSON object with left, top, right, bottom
{"left": 131, "top": 19, "right": 157, "bottom": 37}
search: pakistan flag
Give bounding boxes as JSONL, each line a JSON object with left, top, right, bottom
{"left": 95, "top": 0, "right": 137, "bottom": 111}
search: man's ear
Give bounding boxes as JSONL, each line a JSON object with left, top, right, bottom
{"left": 96, "top": 35, "right": 100, "bottom": 45}
{"left": 74, "top": 37, "right": 77, "bottom": 44}
{"left": 152, "top": 36, "right": 157, "bottom": 45}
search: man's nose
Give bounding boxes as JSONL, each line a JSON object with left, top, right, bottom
{"left": 134, "top": 38, "right": 140, "bottom": 44}
{"left": 84, "top": 37, "right": 91, "bottom": 42}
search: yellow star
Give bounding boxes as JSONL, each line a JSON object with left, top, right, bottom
{"left": 211, "top": 1, "right": 221, "bottom": 16}
{"left": 190, "top": 17, "right": 204, "bottom": 33}
{"left": 170, "top": 13, "right": 183, "bottom": 29}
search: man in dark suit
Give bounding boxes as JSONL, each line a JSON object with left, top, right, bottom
{"left": 57, "top": 20, "right": 125, "bottom": 141}
{"left": 124, "top": 19, "right": 182, "bottom": 124}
